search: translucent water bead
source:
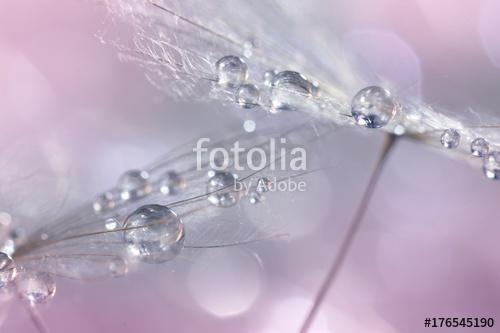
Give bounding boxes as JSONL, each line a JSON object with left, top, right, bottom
{"left": 215, "top": 55, "right": 248, "bottom": 87}
{"left": 235, "top": 84, "right": 260, "bottom": 108}
{"left": 270, "top": 71, "right": 317, "bottom": 112}
{"left": 440, "top": 129, "right": 461, "bottom": 149}
{"left": 16, "top": 272, "right": 56, "bottom": 304}
{"left": 123, "top": 205, "right": 185, "bottom": 263}
{"left": 207, "top": 171, "right": 239, "bottom": 207}
{"left": 471, "top": 138, "right": 489, "bottom": 157}
{"left": 159, "top": 171, "right": 185, "bottom": 195}
{"left": 117, "top": 170, "right": 151, "bottom": 201}
{"left": 93, "top": 191, "right": 117, "bottom": 214}
{"left": 351, "top": 86, "right": 398, "bottom": 128}
{"left": 483, "top": 151, "right": 500, "bottom": 180}
{"left": 0, "top": 252, "right": 16, "bottom": 288}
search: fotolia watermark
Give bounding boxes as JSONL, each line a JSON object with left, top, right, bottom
{"left": 235, "top": 177, "right": 307, "bottom": 194}
{"left": 193, "top": 137, "right": 307, "bottom": 171}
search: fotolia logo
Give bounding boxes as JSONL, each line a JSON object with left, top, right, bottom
{"left": 193, "top": 137, "right": 307, "bottom": 171}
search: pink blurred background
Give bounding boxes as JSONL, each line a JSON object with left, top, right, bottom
{"left": 1, "top": 1, "right": 500, "bottom": 332}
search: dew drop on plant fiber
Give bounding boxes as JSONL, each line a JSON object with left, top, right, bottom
{"left": 207, "top": 172, "right": 239, "bottom": 207}
{"left": 471, "top": 137, "right": 489, "bottom": 157}
{"left": 235, "top": 84, "right": 260, "bottom": 108}
{"left": 123, "top": 204, "right": 185, "bottom": 263}
{"left": 270, "top": 71, "right": 317, "bottom": 112}
{"left": 483, "top": 151, "right": 500, "bottom": 180}
{"left": 351, "top": 86, "right": 397, "bottom": 128}
{"left": 215, "top": 55, "right": 248, "bottom": 87}
{"left": 440, "top": 129, "right": 461, "bottom": 149}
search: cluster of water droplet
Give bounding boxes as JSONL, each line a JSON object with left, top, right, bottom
{"left": 93, "top": 169, "right": 187, "bottom": 215}
{"left": 437, "top": 128, "right": 499, "bottom": 180}
{"left": 207, "top": 171, "right": 239, "bottom": 207}
{"left": 215, "top": 55, "right": 321, "bottom": 113}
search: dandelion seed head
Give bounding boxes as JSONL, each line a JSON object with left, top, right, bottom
{"left": 216, "top": 55, "right": 248, "bottom": 87}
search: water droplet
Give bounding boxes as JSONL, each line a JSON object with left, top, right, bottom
{"left": 263, "top": 70, "right": 278, "bottom": 86}
{"left": 256, "top": 177, "right": 271, "bottom": 193}
{"left": 483, "top": 151, "right": 500, "bottom": 180}
{"left": 117, "top": 170, "right": 151, "bottom": 201}
{"left": 270, "top": 71, "right": 316, "bottom": 112}
{"left": 123, "top": 205, "right": 184, "bottom": 263}
{"left": 40, "top": 233, "right": 48, "bottom": 241}
{"left": 105, "top": 217, "right": 120, "bottom": 231}
{"left": 16, "top": 272, "right": 56, "bottom": 304}
{"left": 207, "top": 172, "right": 239, "bottom": 207}
{"left": 235, "top": 84, "right": 260, "bottom": 108}
{"left": 248, "top": 191, "right": 262, "bottom": 204}
{"left": 215, "top": 55, "right": 248, "bottom": 87}
{"left": 471, "top": 137, "right": 489, "bottom": 157}
{"left": 159, "top": 171, "right": 185, "bottom": 195}
{"left": 0, "top": 252, "right": 16, "bottom": 288}
{"left": 351, "top": 86, "right": 398, "bottom": 128}
{"left": 93, "top": 191, "right": 116, "bottom": 214}
{"left": 108, "top": 257, "right": 128, "bottom": 277}
{"left": 440, "top": 129, "right": 461, "bottom": 149}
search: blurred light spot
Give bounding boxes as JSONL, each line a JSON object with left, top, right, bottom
{"left": 264, "top": 297, "right": 329, "bottom": 333}
{"left": 478, "top": 0, "right": 500, "bottom": 70}
{"left": 187, "top": 248, "right": 262, "bottom": 317}
{"left": 243, "top": 120, "right": 256, "bottom": 133}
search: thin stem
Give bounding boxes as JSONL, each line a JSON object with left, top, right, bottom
{"left": 299, "top": 133, "right": 397, "bottom": 333}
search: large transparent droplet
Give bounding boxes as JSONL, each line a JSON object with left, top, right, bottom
{"left": 483, "top": 151, "right": 500, "bottom": 180}
{"left": 270, "top": 71, "right": 317, "bottom": 112}
{"left": 0, "top": 252, "right": 16, "bottom": 288}
{"left": 215, "top": 55, "right": 248, "bottom": 87}
{"left": 440, "top": 129, "right": 461, "bottom": 149}
{"left": 159, "top": 171, "right": 185, "bottom": 196}
{"left": 471, "top": 137, "right": 489, "bottom": 157}
{"left": 92, "top": 191, "right": 116, "bottom": 214}
{"left": 117, "top": 170, "right": 151, "bottom": 201}
{"left": 351, "top": 86, "right": 398, "bottom": 128}
{"left": 235, "top": 84, "right": 260, "bottom": 108}
{"left": 123, "top": 204, "right": 184, "bottom": 263}
{"left": 16, "top": 272, "right": 56, "bottom": 304}
{"left": 207, "top": 172, "right": 239, "bottom": 207}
